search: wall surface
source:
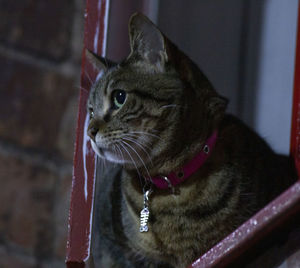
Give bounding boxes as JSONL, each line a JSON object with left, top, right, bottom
{"left": 158, "top": 0, "right": 298, "bottom": 154}
{"left": 252, "top": 0, "right": 298, "bottom": 154}
{"left": 158, "top": 0, "right": 246, "bottom": 116}
{"left": 0, "top": 0, "right": 84, "bottom": 267}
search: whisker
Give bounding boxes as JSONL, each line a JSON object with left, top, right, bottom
{"left": 111, "top": 144, "right": 119, "bottom": 166}
{"left": 114, "top": 143, "right": 125, "bottom": 166}
{"left": 117, "top": 141, "right": 142, "bottom": 180}
{"left": 75, "top": 85, "right": 89, "bottom": 92}
{"left": 122, "top": 133, "right": 153, "bottom": 148}
{"left": 160, "top": 104, "right": 178, "bottom": 109}
{"left": 84, "top": 69, "right": 94, "bottom": 85}
{"left": 121, "top": 136, "right": 153, "bottom": 166}
{"left": 121, "top": 139, "right": 152, "bottom": 180}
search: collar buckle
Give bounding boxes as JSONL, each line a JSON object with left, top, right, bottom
{"left": 162, "top": 176, "right": 175, "bottom": 194}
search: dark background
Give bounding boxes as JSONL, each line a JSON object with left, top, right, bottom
{"left": 0, "top": 0, "right": 84, "bottom": 267}
{"left": 0, "top": 0, "right": 298, "bottom": 267}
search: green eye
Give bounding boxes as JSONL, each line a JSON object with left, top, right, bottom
{"left": 112, "top": 89, "right": 126, "bottom": 109}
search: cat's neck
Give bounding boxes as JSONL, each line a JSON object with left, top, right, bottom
{"left": 126, "top": 127, "right": 214, "bottom": 183}
{"left": 149, "top": 108, "right": 216, "bottom": 179}
{"left": 150, "top": 131, "right": 218, "bottom": 189}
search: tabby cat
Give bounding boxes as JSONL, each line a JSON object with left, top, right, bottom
{"left": 86, "top": 13, "right": 296, "bottom": 268}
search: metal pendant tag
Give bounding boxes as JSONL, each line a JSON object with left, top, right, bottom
{"left": 139, "top": 207, "right": 150, "bottom": 232}
{"left": 139, "top": 189, "right": 151, "bottom": 233}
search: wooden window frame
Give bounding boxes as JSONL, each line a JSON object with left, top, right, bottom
{"left": 66, "top": 1, "right": 300, "bottom": 267}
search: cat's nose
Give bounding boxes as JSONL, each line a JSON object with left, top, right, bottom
{"left": 88, "top": 125, "right": 98, "bottom": 141}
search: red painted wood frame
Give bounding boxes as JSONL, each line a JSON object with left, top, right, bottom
{"left": 291, "top": 2, "right": 300, "bottom": 176}
{"left": 66, "top": 1, "right": 300, "bottom": 267}
{"left": 66, "top": 0, "right": 110, "bottom": 267}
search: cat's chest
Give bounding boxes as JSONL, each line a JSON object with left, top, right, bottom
{"left": 121, "top": 179, "right": 160, "bottom": 258}
{"left": 120, "top": 174, "right": 194, "bottom": 262}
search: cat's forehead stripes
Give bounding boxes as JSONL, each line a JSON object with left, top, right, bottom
{"left": 89, "top": 77, "right": 109, "bottom": 115}
{"left": 103, "top": 75, "right": 119, "bottom": 96}
{"left": 108, "top": 79, "right": 123, "bottom": 91}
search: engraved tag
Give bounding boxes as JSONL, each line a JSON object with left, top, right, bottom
{"left": 140, "top": 188, "right": 152, "bottom": 233}
{"left": 139, "top": 207, "right": 150, "bottom": 232}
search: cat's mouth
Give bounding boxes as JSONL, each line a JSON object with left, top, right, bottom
{"left": 90, "top": 138, "right": 152, "bottom": 168}
{"left": 90, "top": 140, "right": 131, "bottom": 164}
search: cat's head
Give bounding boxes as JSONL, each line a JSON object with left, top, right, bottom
{"left": 86, "top": 13, "right": 227, "bottom": 172}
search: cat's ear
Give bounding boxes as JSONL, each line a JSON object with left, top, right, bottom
{"left": 85, "top": 49, "right": 115, "bottom": 71}
{"left": 128, "top": 13, "right": 167, "bottom": 72}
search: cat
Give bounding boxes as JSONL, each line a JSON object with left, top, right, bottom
{"left": 86, "top": 13, "right": 296, "bottom": 268}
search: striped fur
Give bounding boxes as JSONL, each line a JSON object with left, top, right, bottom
{"left": 88, "top": 13, "right": 296, "bottom": 268}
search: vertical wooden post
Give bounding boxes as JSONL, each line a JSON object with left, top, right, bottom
{"left": 66, "top": 0, "right": 110, "bottom": 266}
{"left": 290, "top": 2, "right": 300, "bottom": 178}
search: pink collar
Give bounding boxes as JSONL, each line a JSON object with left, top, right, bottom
{"left": 151, "top": 131, "right": 218, "bottom": 189}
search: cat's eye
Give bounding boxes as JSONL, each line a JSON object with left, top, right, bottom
{"left": 112, "top": 89, "right": 127, "bottom": 110}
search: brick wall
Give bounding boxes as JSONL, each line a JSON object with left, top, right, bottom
{"left": 0, "top": 0, "right": 84, "bottom": 267}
